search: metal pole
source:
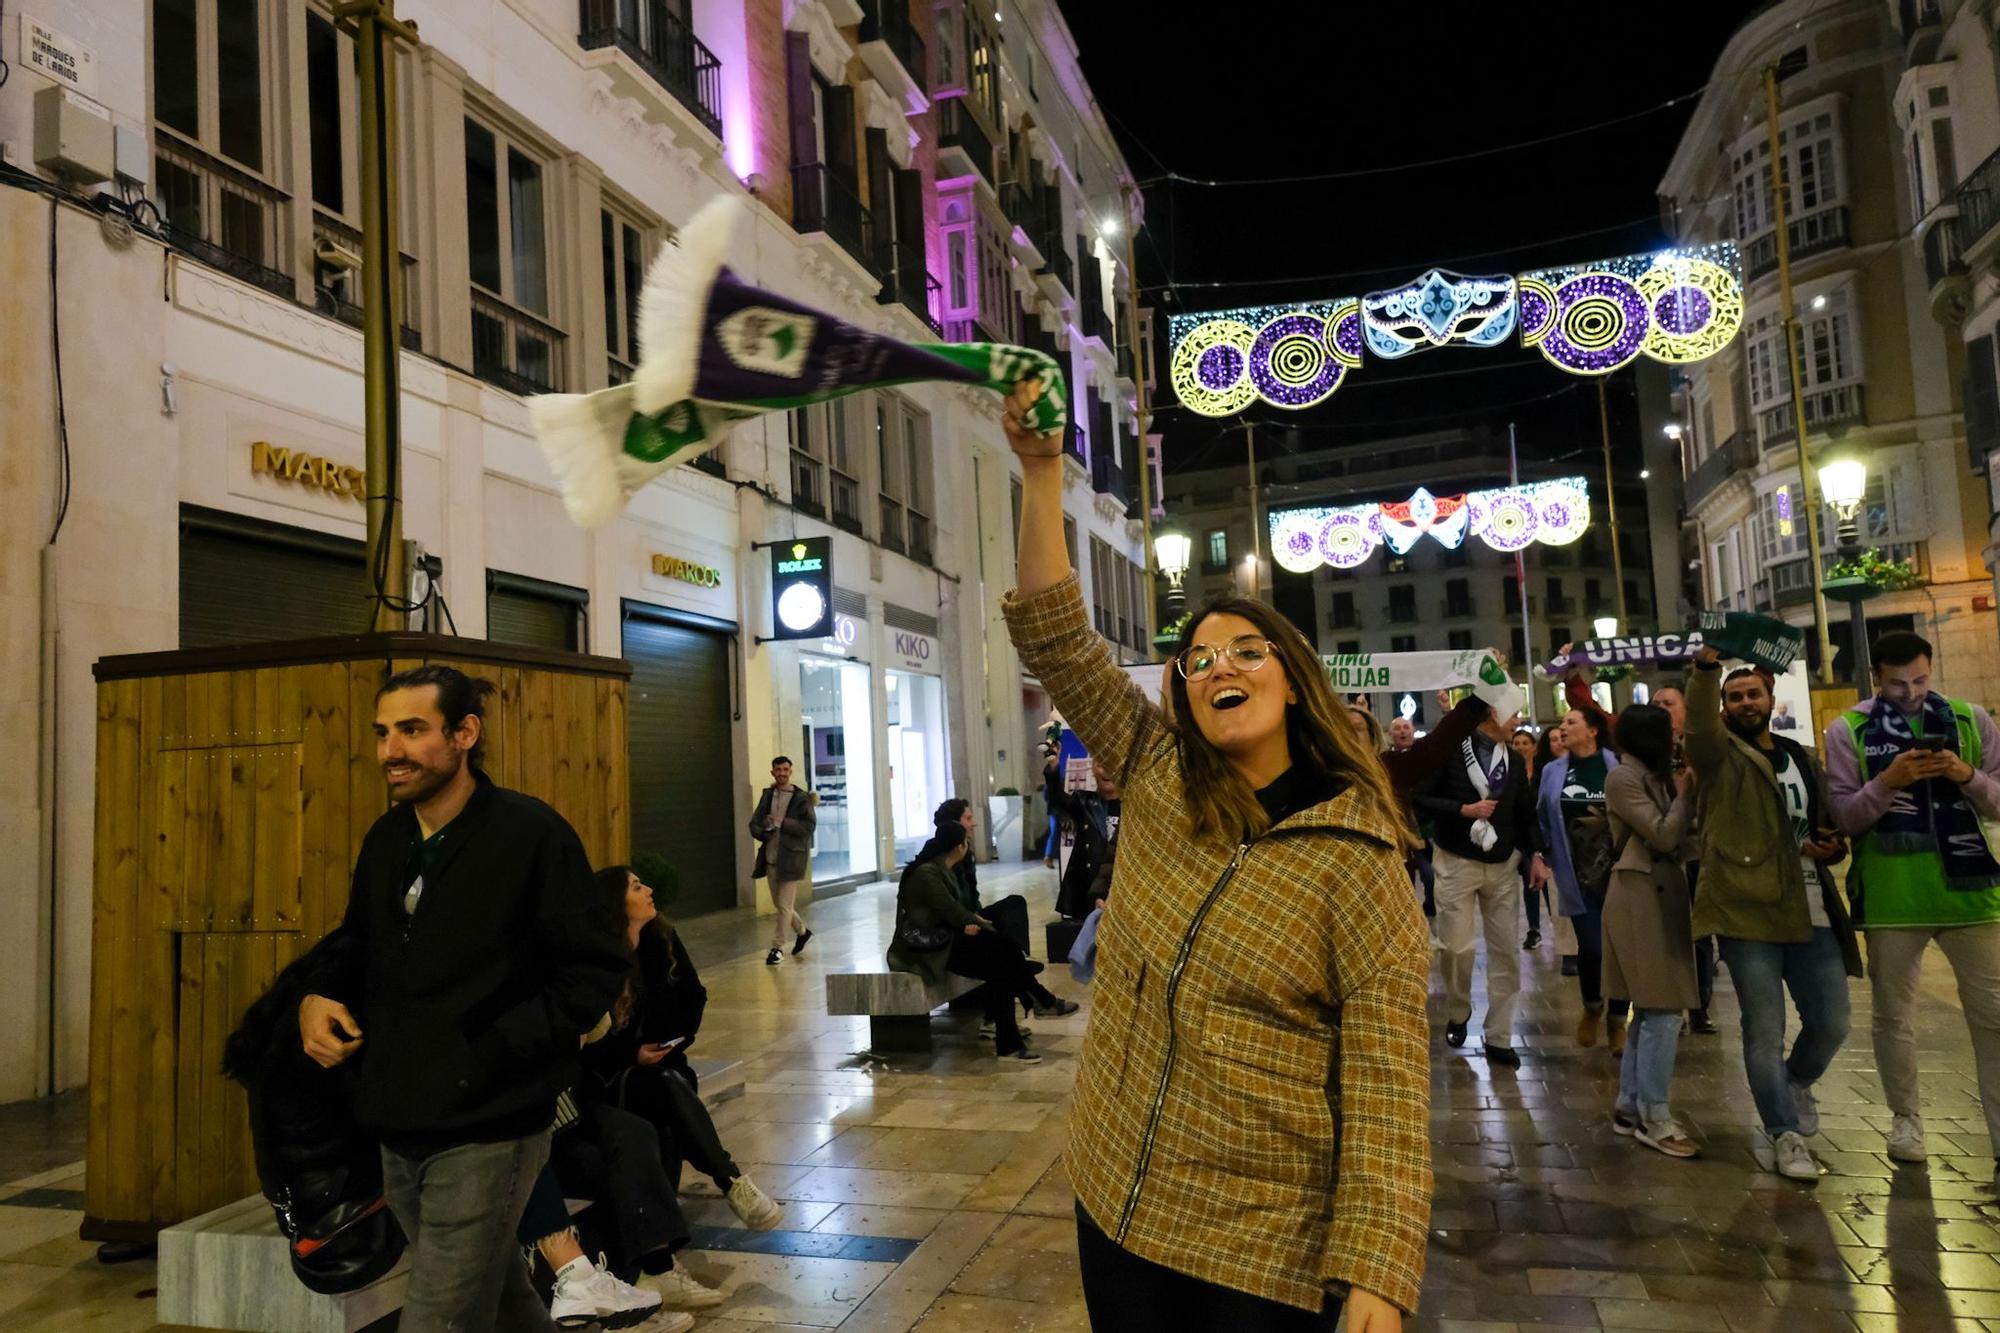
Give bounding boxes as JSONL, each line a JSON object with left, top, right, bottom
{"left": 1764, "top": 63, "right": 1837, "bottom": 685}
{"left": 1245, "top": 420, "right": 1261, "bottom": 601}
{"left": 1841, "top": 517, "right": 1873, "bottom": 697}
{"left": 1598, "top": 379, "right": 1628, "bottom": 630}
{"left": 1511, "top": 423, "right": 1537, "bottom": 727}
{"left": 1120, "top": 190, "right": 1157, "bottom": 648}
{"left": 340, "top": 0, "right": 419, "bottom": 631}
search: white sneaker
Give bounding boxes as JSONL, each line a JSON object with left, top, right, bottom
{"left": 727, "top": 1174, "right": 784, "bottom": 1231}
{"left": 648, "top": 1264, "right": 725, "bottom": 1311}
{"left": 1773, "top": 1130, "right": 1821, "bottom": 1180}
{"left": 1887, "top": 1113, "right": 1928, "bottom": 1163}
{"left": 550, "top": 1256, "right": 664, "bottom": 1329}
{"left": 1790, "top": 1079, "right": 1820, "bottom": 1137}
{"left": 636, "top": 1313, "right": 695, "bottom": 1333}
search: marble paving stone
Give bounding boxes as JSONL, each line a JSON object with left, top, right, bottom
{"left": 0, "top": 1205, "right": 93, "bottom": 1260}
{"left": 799, "top": 1126, "right": 1028, "bottom": 1176}
{"left": 683, "top": 1193, "right": 843, "bottom": 1236}
{"left": 784, "top": 1166, "right": 986, "bottom": 1210}
{"left": 872, "top": 1098, "right": 1057, "bottom": 1132}
{"left": 947, "top": 1232, "right": 1084, "bottom": 1305}
{"left": 910, "top": 1292, "right": 1092, "bottom": 1332}
{"left": 676, "top": 1251, "right": 899, "bottom": 1327}
{"left": 1524, "top": 1267, "right": 1648, "bottom": 1299}
{"left": 839, "top": 1210, "right": 1004, "bottom": 1332}
{"left": 809, "top": 1204, "right": 951, "bottom": 1240}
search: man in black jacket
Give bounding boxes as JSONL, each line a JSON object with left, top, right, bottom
{"left": 1045, "top": 759, "right": 1120, "bottom": 921}
{"left": 300, "top": 666, "right": 628, "bottom": 1333}
{"left": 1413, "top": 702, "right": 1544, "bottom": 1066}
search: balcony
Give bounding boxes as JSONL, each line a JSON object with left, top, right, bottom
{"left": 1900, "top": 0, "right": 1943, "bottom": 61}
{"left": 1091, "top": 449, "right": 1124, "bottom": 500}
{"left": 856, "top": 0, "right": 927, "bottom": 112}
{"left": 1757, "top": 382, "right": 1866, "bottom": 449}
{"left": 1439, "top": 599, "right": 1476, "bottom": 620}
{"left": 1955, "top": 144, "right": 2000, "bottom": 261}
{"left": 1684, "top": 431, "right": 1757, "bottom": 511}
{"left": 578, "top": 0, "right": 723, "bottom": 138}
{"left": 935, "top": 97, "right": 995, "bottom": 187}
{"left": 1546, "top": 595, "right": 1577, "bottom": 616}
{"left": 876, "top": 238, "right": 942, "bottom": 334}
{"left": 471, "top": 289, "right": 566, "bottom": 394}
{"left": 791, "top": 164, "right": 883, "bottom": 282}
{"left": 1743, "top": 205, "right": 1849, "bottom": 281}
{"left": 909, "top": 511, "right": 933, "bottom": 566}
{"left": 312, "top": 213, "right": 421, "bottom": 351}
{"left": 1040, "top": 242, "right": 1075, "bottom": 300}
{"left": 943, "top": 314, "right": 1005, "bottom": 344}
{"left": 1387, "top": 602, "right": 1419, "bottom": 625}
{"left": 1922, "top": 207, "right": 1969, "bottom": 324}
{"left": 1771, "top": 556, "right": 1817, "bottom": 608}
{"left": 154, "top": 132, "right": 293, "bottom": 300}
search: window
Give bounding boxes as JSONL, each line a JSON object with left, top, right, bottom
{"left": 1444, "top": 578, "right": 1471, "bottom": 617}
{"left": 601, "top": 209, "right": 651, "bottom": 385}
{"left": 1090, "top": 538, "right": 1114, "bottom": 637}
{"left": 1337, "top": 639, "right": 1362, "bottom": 656}
{"left": 1505, "top": 575, "right": 1521, "bottom": 612}
{"left": 789, "top": 407, "right": 825, "bottom": 516}
{"left": 306, "top": 13, "right": 344, "bottom": 214}
{"left": 1329, "top": 590, "right": 1357, "bottom": 629}
{"left": 1746, "top": 294, "right": 1858, "bottom": 410}
{"left": 1510, "top": 628, "right": 1526, "bottom": 664}
{"left": 1545, "top": 576, "right": 1566, "bottom": 612}
{"left": 1902, "top": 77, "right": 1958, "bottom": 222}
{"left": 1205, "top": 529, "right": 1228, "bottom": 572}
{"left": 466, "top": 116, "right": 562, "bottom": 392}
{"left": 1391, "top": 634, "right": 1417, "bottom": 654}
{"left": 874, "top": 395, "right": 932, "bottom": 559}
{"left": 1448, "top": 630, "right": 1474, "bottom": 651}
{"left": 1388, "top": 586, "right": 1416, "bottom": 622}
{"left": 1624, "top": 579, "right": 1643, "bottom": 613}
{"left": 151, "top": 0, "right": 285, "bottom": 285}
{"left": 1063, "top": 515, "right": 1078, "bottom": 572}
{"left": 1585, "top": 578, "right": 1603, "bottom": 612}
{"left": 1731, "top": 104, "right": 1843, "bottom": 240}
{"left": 1549, "top": 627, "right": 1572, "bottom": 657}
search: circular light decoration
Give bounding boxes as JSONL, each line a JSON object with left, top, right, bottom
{"left": 1249, "top": 312, "right": 1344, "bottom": 409}
{"left": 1538, "top": 271, "right": 1650, "bottom": 375}
{"left": 1317, "top": 510, "right": 1379, "bottom": 569}
{"left": 1517, "top": 276, "right": 1557, "bottom": 348}
{"left": 1326, "top": 300, "right": 1364, "bottom": 368}
{"left": 777, "top": 580, "right": 828, "bottom": 634}
{"left": 1271, "top": 511, "right": 1326, "bottom": 573}
{"left": 1534, "top": 479, "right": 1591, "bottom": 545}
{"left": 1638, "top": 258, "right": 1743, "bottom": 364}
{"left": 1480, "top": 491, "right": 1540, "bottom": 552}
{"left": 1170, "top": 318, "right": 1259, "bottom": 417}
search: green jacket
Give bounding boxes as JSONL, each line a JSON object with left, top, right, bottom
{"left": 885, "top": 860, "right": 980, "bottom": 987}
{"left": 1684, "top": 664, "right": 1862, "bottom": 973}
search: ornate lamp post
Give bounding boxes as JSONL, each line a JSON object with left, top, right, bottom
{"left": 1151, "top": 529, "right": 1193, "bottom": 656}
{"left": 1817, "top": 455, "right": 1873, "bottom": 696}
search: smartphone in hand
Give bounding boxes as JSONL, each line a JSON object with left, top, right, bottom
{"left": 1914, "top": 735, "right": 1949, "bottom": 753}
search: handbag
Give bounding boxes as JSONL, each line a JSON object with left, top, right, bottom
{"left": 1570, "top": 810, "right": 1618, "bottom": 903}
{"left": 897, "top": 921, "right": 956, "bottom": 952}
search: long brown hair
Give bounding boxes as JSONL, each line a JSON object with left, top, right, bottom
{"left": 595, "top": 864, "right": 677, "bottom": 1032}
{"left": 1167, "top": 597, "right": 1414, "bottom": 852}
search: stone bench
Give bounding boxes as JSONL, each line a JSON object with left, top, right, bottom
{"left": 157, "top": 1055, "right": 744, "bottom": 1332}
{"left": 825, "top": 971, "right": 984, "bottom": 1052}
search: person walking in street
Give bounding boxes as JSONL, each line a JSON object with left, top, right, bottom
{"left": 1650, "top": 680, "right": 1718, "bottom": 1035}
{"left": 1823, "top": 631, "right": 2000, "bottom": 1175}
{"left": 1687, "top": 649, "right": 1859, "bottom": 1181}
{"left": 750, "top": 756, "right": 815, "bottom": 966}
{"left": 1413, "top": 703, "right": 1544, "bottom": 1066}
{"left": 298, "top": 665, "right": 631, "bottom": 1333}
{"left": 1601, "top": 704, "right": 1700, "bottom": 1158}
{"left": 1001, "top": 379, "right": 1428, "bottom": 1333}
{"left": 1536, "top": 706, "right": 1630, "bottom": 1054}
{"left": 1512, "top": 726, "right": 1549, "bottom": 951}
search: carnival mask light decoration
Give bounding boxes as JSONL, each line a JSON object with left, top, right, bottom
{"left": 1361, "top": 269, "right": 1517, "bottom": 360}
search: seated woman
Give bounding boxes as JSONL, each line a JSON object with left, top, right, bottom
{"left": 888, "top": 822, "right": 1048, "bottom": 1063}
{"left": 934, "top": 797, "right": 1077, "bottom": 1019}
{"left": 579, "top": 867, "right": 784, "bottom": 1232}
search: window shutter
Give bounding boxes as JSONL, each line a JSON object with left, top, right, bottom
{"left": 866, "top": 127, "right": 894, "bottom": 262}
{"left": 894, "top": 165, "right": 925, "bottom": 258}
{"left": 786, "top": 33, "right": 818, "bottom": 169}
{"left": 1965, "top": 334, "right": 1998, "bottom": 475}
{"left": 824, "top": 85, "right": 858, "bottom": 179}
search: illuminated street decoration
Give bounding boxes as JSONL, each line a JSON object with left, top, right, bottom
{"left": 1269, "top": 477, "right": 1592, "bottom": 573}
{"left": 1168, "top": 243, "right": 1741, "bottom": 417}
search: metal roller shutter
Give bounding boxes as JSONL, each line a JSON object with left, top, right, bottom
{"left": 178, "top": 508, "right": 374, "bottom": 648}
{"left": 623, "top": 603, "right": 738, "bottom": 917}
{"left": 487, "top": 571, "right": 585, "bottom": 652}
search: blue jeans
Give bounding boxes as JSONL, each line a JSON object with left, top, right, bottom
{"left": 383, "top": 1130, "right": 555, "bottom": 1332}
{"left": 1616, "top": 1008, "right": 1683, "bottom": 1123}
{"left": 1570, "top": 906, "right": 1629, "bottom": 1019}
{"left": 1718, "top": 928, "right": 1852, "bottom": 1136}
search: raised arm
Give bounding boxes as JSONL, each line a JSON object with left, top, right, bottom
{"left": 1382, "top": 694, "right": 1487, "bottom": 797}
{"left": 1683, "top": 656, "right": 1726, "bottom": 780}
{"left": 1605, "top": 764, "right": 1690, "bottom": 856}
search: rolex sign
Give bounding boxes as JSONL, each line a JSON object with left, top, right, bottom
{"left": 770, "top": 537, "right": 833, "bottom": 640}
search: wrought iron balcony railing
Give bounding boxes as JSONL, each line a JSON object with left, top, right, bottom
{"left": 578, "top": 0, "right": 723, "bottom": 137}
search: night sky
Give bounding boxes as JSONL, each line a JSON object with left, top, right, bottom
{"left": 1055, "top": 5, "right": 1754, "bottom": 480}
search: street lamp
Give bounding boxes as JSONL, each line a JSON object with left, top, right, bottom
{"left": 1594, "top": 616, "right": 1620, "bottom": 641}
{"left": 1154, "top": 529, "right": 1193, "bottom": 617}
{"left": 1662, "top": 422, "right": 1683, "bottom": 441}
{"left": 1817, "top": 454, "right": 1872, "bottom": 693}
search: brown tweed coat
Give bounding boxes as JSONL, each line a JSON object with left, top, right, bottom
{"left": 1005, "top": 575, "right": 1432, "bottom": 1314}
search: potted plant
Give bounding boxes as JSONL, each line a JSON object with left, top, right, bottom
{"left": 1823, "top": 547, "right": 1922, "bottom": 604}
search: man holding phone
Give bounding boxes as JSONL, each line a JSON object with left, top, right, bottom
{"left": 1825, "top": 631, "right": 2000, "bottom": 1175}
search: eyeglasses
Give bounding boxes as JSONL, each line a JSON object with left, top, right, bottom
{"left": 1177, "top": 635, "right": 1275, "bottom": 682}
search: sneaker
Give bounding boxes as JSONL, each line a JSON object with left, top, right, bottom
{"left": 1690, "top": 1010, "right": 1719, "bottom": 1035}
{"left": 648, "top": 1265, "right": 725, "bottom": 1311}
{"left": 551, "top": 1256, "right": 665, "bottom": 1329}
{"left": 1637, "top": 1119, "right": 1700, "bottom": 1159}
{"left": 1560, "top": 955, "right": 1579, "bottom": 977}
{"left": 1611, "top": 1107, "right": 1641, "bottom": 1137}
{"left": 765, "top": 949, "right": 781, "bottom": 966}
{"left": 1576, "top": 1005, "right": 1601, "bottom": 1048}
{"left": 726, "top": 1175, "right": 784, "bottom": 1231}
{"left": 999, "top": 1046, "right": 1044, "bottom": 1065}
{"left": 1790, "top": 1080, "right": 1820, "bottom": 1137}
{"left": 792, "top": 928, "right": 813, "bottom": 956}
{"left": 1887, "top": 1113, "right": 1927, "bottom": 1163}
{"left": 643, "top": 1315, "right": 696, "bottom": 1333}
{"left": 1607, "top": 1015, "right": 1627, "bottom": 1058}
{"left": 1033, "top": 997, "right": 1080, "bottom": 1017}
{"left": 1773, "top": 1130, "right": 1821, "bottom": 1180}
{"left": 1445, "top": 1020, "right": 1468, "bottom": 1048}
{"left": 1522, "top": 929, "right": 1542, "bottom": 950}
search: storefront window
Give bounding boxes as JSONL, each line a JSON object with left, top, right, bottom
{"left": 886, "top": 670, "right": 948, "bottom": 865}
{"left": 801, "top": 658, "right": 876, "bottom": 880}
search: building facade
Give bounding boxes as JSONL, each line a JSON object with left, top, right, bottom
{"left": 1157, "top": 426, "right": 1658, "bottom": 728}
{"left": 1658, "top": 0, "right": 2000, "bottom": 705}
{"left": 0, "top": 0, "right": 1149, "bottom": 1099}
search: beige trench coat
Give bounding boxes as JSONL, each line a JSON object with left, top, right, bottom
{"left": 1600, "top": 764, "right": 1700, "bottom": 1011}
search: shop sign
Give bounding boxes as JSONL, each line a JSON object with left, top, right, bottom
{"left": 885, "top": 627, "right": 938, "bottom": 674}
{"left": 650, "top": 552, "right": 722, "bottom": 589}
{"left": 22, "top": 15, "right": 97, "bottom": 95}
{"left": 770, "top": 537, "right": 833, "bottom": 639}
{"left": 821, "top": 613, "right": 862, "bottom": 656}
{"left": 251, "top": 441, "right": 364, "bottom": 501}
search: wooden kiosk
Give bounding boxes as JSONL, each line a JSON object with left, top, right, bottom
{"left": 83, "top": 634, "right": 631, "bottom": 1241}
